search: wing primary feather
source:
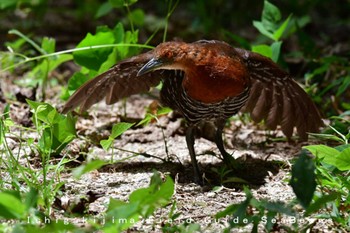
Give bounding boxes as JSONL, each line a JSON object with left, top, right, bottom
{"left": 62, "top": 51, "right": 162, "bottom": 114}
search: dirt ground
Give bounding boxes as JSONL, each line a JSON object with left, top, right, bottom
{"left": 1, "top": 64, "right": 334, "bottom": 232}
{"left": 55, "top": 94, "right": 325, "bottom": 232}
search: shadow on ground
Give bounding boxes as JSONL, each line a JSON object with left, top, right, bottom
{"left": 96, "top": 155, "right": 280, "bottom": 189}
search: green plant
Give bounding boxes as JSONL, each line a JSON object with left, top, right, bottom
{"left": 0, "top": 172, "right": 174, "bottom": 233}
{"left": 251, "top": 0, "right": 293, "bottom": 62}
{"left": 216, "top": 186, "right": 298, "bottom": 232}
{"left": 300, "top": 123, "right": 350, "bottom": 230}
{"left": 0, "top": 102, "right": 71, "bottom": 215}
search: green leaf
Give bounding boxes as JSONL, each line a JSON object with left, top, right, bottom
{"left": 104, "top": 172, "right": 170, "bottom": 232}
{"left": 109, "top": 0, "right": 124, "bottom": 8}
{"left": 41, "top": 37, "right": 55, "bottom": 54}
{"left": 270, "top": 41, "right": 282, "bottom": 62}
{"left": 290, "top": 152, "right": 316, "bottom": 209}
{"left": 252, "top": 21, "right": 274, "bottom": 39}
{"left": 273, "top": 14, "right": 292, "bottom": 41}
{"left": 336, "top": 75, "right": 350, "bottom": 97}
{"left": 101, "top": 122, "right": 134, "bottom": 151}
{"left": 72, "top": 159, "right": 108, "bottom": 179}
{"left": 27, "top": 100, "right": 76, "bottom": 154}
{"left": 332, "top": 147, "right": 350, "bottom": 171}
{"left": 65, "top": 71, "right": 93, "bottom": 97}
{"left": 107, "top": 198, "right": 127, "bottom": 211}
{"left": 129, "top": 173, "right": 174, "bottom": 218}
{"left": 0, "top": 191, "right": 26, "bottom": 219}
{"left": 95, "top": 1, "right": 113, "bottom": 18}
{"left": 73, "top": 28, "right": 115, "bottom": 71}
{"left": 130, "top": 9, "right": 145, "bottom": 26}
{"left": 303, "top": 145, "right": 340, "bottom": 160}
{"left": 26, "top": 220, "right": 77, "bottom": 232}
{"left": 137, "top": 113, "right": 154, "bottom": 126}
{"left": 24, "top": 188, "right": 38, "bottom": 211}
{"left": 0, "top": 0, "right": 17, "bottom": 9}
{"left": 100, "top": 138, "right": 113, "bottom": 152}
{"left": 261, "top": 0, "right": 281, "bottom": 31}
{"left": 304, "top": 144, "right": 350, "bottom": 170}
{"left": 305, "top": 192, "right": 339, "bottom": 216}
{"left": 252, "top": 44, "right": 272, "bottom": 59}
{"left": 157, "top": 106, "right": 172, "bottom": 115}
{"left": 104, "top": 202, "right": 140, "bottom": 232}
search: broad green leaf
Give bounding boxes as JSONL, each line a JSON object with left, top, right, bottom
{"left": 130, "top": 9, "right": 145, "bottom": 26}
{"left": 0, "top": 192, "right": 26, "bottom": 219}
{"left": 252, "top": 21, "right": 274, "bottom": 40}
{"left": 107, "top": 198, "right": 127, "bottom": 211}
{"left": 129, "top": 174, "right": 174, "bottom": 217}
{"left": 252, "top": 44, "right": 272, "bottom": 59}
{"left": 72, "top": 159, "right": 108, "bottom": 179}
{"left": 95, "top": 1, "right": 113, "bottom": 18}
{"left": 41, "top": 37, "right": 55, "bottom": 54}
{"left": 335, "top": 144, "right": 350, "bottom": 152}
{"left": 271, "top": 41, "right": 282, "bottom": 62}
{"left": 113, "top": 22, "right": 125, "bottom": 43}
{"left": 47, "top": 54, "right": 73, "bottom": 71}
{"left": 261, "top": 0, "right": 281, "bottom": 31}
{"left": 73, "top": 28, "right": 115, "bottom": 71}
{"left": 332, "top": 147, "right": 350, "bottom": 171}
{"left": 100, "top": 138, "right": 113, "bottom": 151}
{"left": 24, "top": 188, "right": 38, "bottom": 211}
{"left": 110, "top": 122, "right": 134, "bottom": 138}
{"left": 65, "top": 71, "right": 92, "bottom": 97}
{"left": 104, "top": 202, "right": 139, "bottom": 232}
{"left": 61, "top": 67, "right": 97, "bottom": 100}
{"left": 98, "top": 46, "right": 118, "bottom": 73}
{"left": 303, "top": 145, "right": 340, "bottom": 160}
{"left": 122, "top": 29, "right": 140, "bottom": 57}
{"left": 27, "top": 100, "right": 55, "bottom": 124}
{"left": 290, "top": 152, "right": 316, "bottom": 209}
{"left": 27, "top": 100, "right": 76, "bottom": 154}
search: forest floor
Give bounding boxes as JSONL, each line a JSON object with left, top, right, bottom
{"left": 1, "top": 75, "right": 331, "bottom": 232}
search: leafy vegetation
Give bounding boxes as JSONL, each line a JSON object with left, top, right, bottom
{"left": 1, "top": 0, "right": 349, "bottom": 232}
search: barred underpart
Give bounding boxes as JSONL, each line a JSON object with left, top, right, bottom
{"left": 160, "top": 70, "right": 250, "bottom": 124}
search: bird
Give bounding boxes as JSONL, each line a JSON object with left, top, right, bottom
{"left": 62, "top": 40, "right": 323, "bottom": 184}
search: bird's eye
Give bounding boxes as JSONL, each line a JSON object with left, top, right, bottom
{"left": 162, "top": 50, "right": 172, "bottom": 58}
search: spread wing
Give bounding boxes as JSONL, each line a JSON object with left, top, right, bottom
{"left": 62, "top": 51, "right": 162, "bottom": 114}
{"left": 236, "top": 48, "right": 323, "bottom": 140}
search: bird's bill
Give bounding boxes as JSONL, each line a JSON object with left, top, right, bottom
{"left": 137, "top": 58, "right": 164, "bottom": 76}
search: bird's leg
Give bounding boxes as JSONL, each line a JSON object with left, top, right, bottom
{"left": 215, "top": 120, "right": 236, "bottom": 168}
{"left": 185, "top": 125, "right": 202, "bottom": 184}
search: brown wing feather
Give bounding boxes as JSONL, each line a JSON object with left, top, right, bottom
{"left": 236, "top": 48, "right": 323, "bottom": 139}
{"left": 62, "top": 51, "right": 162, "bottom": 114}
